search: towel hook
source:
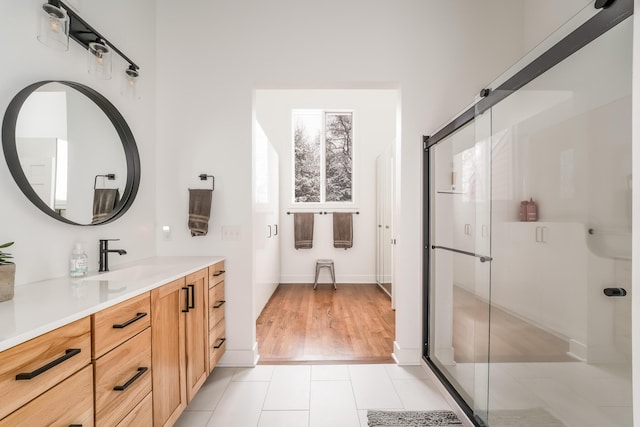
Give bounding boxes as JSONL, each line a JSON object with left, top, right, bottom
{"left": 94, "top": 173, "right": 115, "bottom": 189}
{"left": 198, "top": 174, "right": 215, "bottom": 191}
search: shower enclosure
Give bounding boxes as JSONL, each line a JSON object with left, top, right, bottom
{"left": 423, "top": 2, "right": 633, "bottom": 426}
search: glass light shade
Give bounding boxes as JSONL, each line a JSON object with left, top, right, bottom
{"left": 37, "top": 3, "right": 69, "bottom": 51}
{"left": 87, "top": 41, "right": 112, "bottom": 80}
{"left": 121, "top": 67, "right": 140, "bottom": 99}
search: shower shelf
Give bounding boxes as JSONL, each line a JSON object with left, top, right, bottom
{"left": 436, "top": 190, "right": 466, "bottom": 195}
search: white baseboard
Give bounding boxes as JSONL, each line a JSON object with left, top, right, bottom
{"left": 421, "top": 359, "right": 475, "bottom": 427}
{"left": 216, "top": 342, "right": 260, "bottom": 367}
{"left": 392, "top": 341, "right": 421, "bottom": 365}
{"left": 280, "top": 274, "right": 377, "bottom": 284}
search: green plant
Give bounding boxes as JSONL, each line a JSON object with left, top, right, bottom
{"left": 0, "top": 242, "right": 14, "bottom": 265}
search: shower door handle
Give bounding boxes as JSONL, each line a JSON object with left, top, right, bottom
{"left": 431, "top": 245, "right": 492, "bottom": 263}
{"left": 604, "top": 288, "right": 627, "bottom": 297}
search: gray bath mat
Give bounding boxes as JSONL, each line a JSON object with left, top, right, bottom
{"left": 367, "top": 410, "right": 462, "bottom": 426}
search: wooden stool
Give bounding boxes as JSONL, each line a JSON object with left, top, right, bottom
{"left": 314, "top": 259, "right": 336, "bottom": 290}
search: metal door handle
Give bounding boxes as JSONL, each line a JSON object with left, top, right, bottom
{"left": 112, "top": 312, "right": 147, "bottom": 329}
{"left": 15, "top": 349, "right": 81, "bottom": 380}
{"left": 113, "top": 367, "right": 148, "bottom": 391}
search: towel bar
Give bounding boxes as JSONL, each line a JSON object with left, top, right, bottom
{"left": 198, "top": 174, "right": 215, "bottom": 191}
{"left": 94, "top": 173, "right": 115, "bottom": 189}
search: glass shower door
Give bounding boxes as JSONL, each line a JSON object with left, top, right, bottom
{"left": 486, "top": 16, "right": 633, "bottom": 427}
{"left": 428, "top": 109, "right": 492, "bottom": 425}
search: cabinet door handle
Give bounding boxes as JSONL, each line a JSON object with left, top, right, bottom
{"left": 188, "top": 284, "right": 195, "bottom": 309}
{"left": 113, "top": 367, "right": 148, "bottom": 391}
{"left": 268, "top": 225, "right": 272, "bottom": 238}
{"left": 213, "top": 300, "right": 226, "bottom": 309}
{"left": 15, "top": 348, "right": 81, "bottom": 380}
{"left": 112, "top": 312, "right": 147, "bottom": 329}
{"left": 69, "top": 424, "right": 83, "bottom": 427}
{"left": 181, "top": 287, "right": 190, "bottom": 313}
{"left": 274, "top": 224, "right": 278, "bottom": 236}
{"left": 213, "top": 338, "right": 226, "bottom": 349}
{"left": 213, "top": 270, "right": 225, "bottom": 277}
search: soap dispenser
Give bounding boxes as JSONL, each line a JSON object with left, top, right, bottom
{"left": 70, "top": 243, "right": 88, "bottom": 277}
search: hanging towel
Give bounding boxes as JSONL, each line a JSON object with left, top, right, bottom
{"left": 333, "top": 213, "right": 353, "bottom": 249}
{"left": 188, "top": 189, "right": 213, "bottom": 236}
{"left": 91, "top": 188, "right": 120, "bottom": 224}
{"left": 294, "top": 213, "right": 314, "bottom": 249}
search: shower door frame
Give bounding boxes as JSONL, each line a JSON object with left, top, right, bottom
{"left": 421, "top": 0, "right": 634, "bottom": 425}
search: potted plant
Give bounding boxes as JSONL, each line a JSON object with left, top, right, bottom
{"left": 0, "top": 242, "right": 15, "bottom": 302}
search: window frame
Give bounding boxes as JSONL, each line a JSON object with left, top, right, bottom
{"left": 291, "top": 109, "right": 356, "bottom": 207}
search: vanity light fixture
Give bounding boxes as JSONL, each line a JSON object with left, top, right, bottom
{"left": 37, "top": 3, "right": 69, "bottom": 51}
{"left": 37, "top": 1, "right": 140, "bottom": 84}
{"left": 87, "top": 40, "right": 112, "bottom": 80}
{"left": 122, "top": 66, "right": 140, "bottom": 99}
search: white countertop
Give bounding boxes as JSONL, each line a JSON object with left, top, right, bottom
{"left": 0, "top": 256, "right": 224, "bottom": 353}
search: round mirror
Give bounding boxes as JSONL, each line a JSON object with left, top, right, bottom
{"left": 2, "top": 81, "right": 140, "bottom": 225}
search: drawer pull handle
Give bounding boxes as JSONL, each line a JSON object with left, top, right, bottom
{"left": 213, "top": 300, "right": 226, "bottom": 309}
{"left": 213, "top": 338, "right": 226, "bottom": 349}
{"left": 15, "top": 348, "right": 81, "bottom": 380}
{"left": 182, "top": 287, "right": 190, "bottom": 313}
{"left": 69, "top": 425, "right": 83, "bottom": 427}
{"left": 112, "top": 312, "right": 148, "bottom": 329}
{"left": 113, "top": 367, "right": 148, "bottom": 391}
{"left": 213, "top": 270, "right": 226, "bottom": 277}
{"left": 188, "top": 284, "right": 196, "bottom": 309}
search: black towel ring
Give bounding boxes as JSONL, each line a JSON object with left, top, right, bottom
{"left": 198, "top": 174, "right": 215, "bottom": 191}
{"left": 94, "top": 173, "right": 115, "bottom": 189}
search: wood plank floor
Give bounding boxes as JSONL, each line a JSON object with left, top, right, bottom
{"left": 256, "top": 284, "right": 395, "bottom": 364}
{"left": 453, "top": 286, "right": 575, "bottom": 363}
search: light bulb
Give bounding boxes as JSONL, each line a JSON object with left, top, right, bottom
{"left": 49, "top": 16, "right": 59, "bottom": 32}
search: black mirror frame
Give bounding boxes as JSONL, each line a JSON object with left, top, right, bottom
{"left": 2, "top": 80, "right": 140, "bottom": 226}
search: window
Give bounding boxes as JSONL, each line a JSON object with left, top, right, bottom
{"left": 293, "top": 110, "right": 353, "bottom": 203}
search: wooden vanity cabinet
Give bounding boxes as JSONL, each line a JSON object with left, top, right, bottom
{"left": 0, "top": 317, "right": 92, "bottom": 422}
{"left": 208, "top": 260, "right": 226, "bottom": 372}
{"left": 151, "top": 276, "right": 187, "bottom": 427}
{"left": 92, "top": 292, "right": 152, "bottom": 427}
{"left": 151, "top": 267, "right": 212, "bottom": 427}
{"left": 185, "top": 268, "right": 209, "bottom": 401}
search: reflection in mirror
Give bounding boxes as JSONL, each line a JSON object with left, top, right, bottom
{"left": 3, "top": 81, "right": 139, "bottom": 226}
{"left": 15, "top": 83, "right": 126, "bottom": 224}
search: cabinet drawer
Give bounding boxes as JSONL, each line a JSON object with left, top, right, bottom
{"left": 95, "top": 328, "right": 152, "bottom": 427}
{"left": 208, "top": 261, "right": 225, "bottom": 287}
{"left": 209, "top": 281, "right": 225, "bottom": 329}
{"left": 116, "top": 392, "right": 152, "bottom": 427}
{"left": 0, "top": 364, "right": 94, "bottom": 427}
{"left": 209, "top": 319, "right": 226, "bottom": 370}
{"left": 93, "top": 292, "right": 151, "bottom": 358}
{"left": 0, "top": 317, "right": 91, "bottom": 420}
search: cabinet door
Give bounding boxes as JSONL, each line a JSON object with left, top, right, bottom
{"left": 151, "top": 277, "right": 187, "bottom": 427}
{"left": 185, "top": 268, "right": 208, "bottom": 401}
{"left": 95, "top": 328, "right": 152, "bottom": 427}
{"left": 0, "top": 317, "right": 91, "bottom": 420}
{"left": 0, "top": 364, "right": 94, "bottom": 427}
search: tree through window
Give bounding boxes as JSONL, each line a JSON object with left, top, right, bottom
{"left": 293, "top": 110, "right": 353, "bottom": 203}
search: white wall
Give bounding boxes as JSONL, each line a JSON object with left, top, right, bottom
{"left": 155, "top": 0, "right": 526, "bottom": 365}
{"left": 256, "top": 89, "right": 396, "bottom": 285}
{"left": 0, "top": 0, "right": 157, "bottom": 284}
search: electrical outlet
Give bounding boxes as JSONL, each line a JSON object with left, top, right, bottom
{"left": 222, "top": 225, "right": 241, "bottom": 241}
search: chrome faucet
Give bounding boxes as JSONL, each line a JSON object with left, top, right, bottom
{"left": 99, "top": 239, "right": 127, "bottom": 272}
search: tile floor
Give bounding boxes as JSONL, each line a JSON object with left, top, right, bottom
{"left": 175, "top": 364, "right": 454, "bottom": 427}
{"left": 443, "top": 361, "right": 633, "bottom": 427}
